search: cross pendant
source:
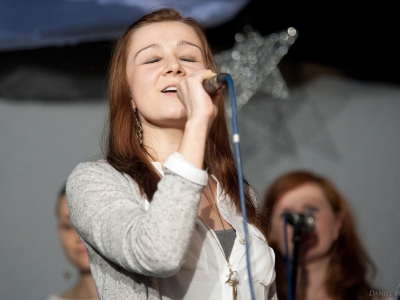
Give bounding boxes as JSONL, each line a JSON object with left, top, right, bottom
{"left": 225, "top": 269, "right": 239, "bottom": 300}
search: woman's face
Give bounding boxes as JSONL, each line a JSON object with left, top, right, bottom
{"left": 57, "top": 194, "right": 91, "bottom": 272}
{"left": 126, "top": 21, "right": 207, "bottom": 128}
{"left": 269, "top": 183, "right": 342, "bottom": 263}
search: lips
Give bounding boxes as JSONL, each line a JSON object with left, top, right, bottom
{"left": 162, "top": 85, "right": 177, "bottom": 93}
{"left": 77, "top": 247, "right": 88, "bottom": 254}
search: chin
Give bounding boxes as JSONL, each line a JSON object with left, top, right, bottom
{"left": 72, "top": 257, "right": 90, "bottom": 268}
{"left": 76, "top": 262, "right": 91, "bottom": 272}
{"left": 166, "top": 111, "right": 187, "bottom": 121}
{"left": 300, "top": 249, "right": 331, "bottom": 264}
{"left": 81, "top": 265, "right": 92, "bottom": 273}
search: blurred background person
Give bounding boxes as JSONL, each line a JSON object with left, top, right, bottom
{"left": 261, "top": 170, "right": 393, "bottom": 300}
{"left": 46, "top": 185, "right": 98, "bottom": 300}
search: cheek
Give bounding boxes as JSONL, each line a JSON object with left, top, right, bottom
{"left": 315, "top": 217, "right": 338, "bottom": 247}
{"left": 271, "top": 218, "right": 294, "bottom": 255}
{"left": 128, "top": 69, "right": 154, "bottom": 98}
{"left": 59, "top": 232, "right": 74, "bottom": 252}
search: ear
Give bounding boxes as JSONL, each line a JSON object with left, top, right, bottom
{"left": 128, "top": 87, "right": 135, "bottom": 107}
{"left": 332, "top": 212, "right": 344, "bottom": 241}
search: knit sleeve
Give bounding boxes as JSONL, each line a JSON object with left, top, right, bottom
{"left": 66, "top": 159, "right": 206, "bottom": 277}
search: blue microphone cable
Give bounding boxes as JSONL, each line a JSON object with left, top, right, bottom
{"left": 225, "top": 74, "right": 256, "bottom": 300}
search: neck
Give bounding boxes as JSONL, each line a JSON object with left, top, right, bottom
{"left": 198, "top": 179, "right": 232, "bottom": 231}
{"left": 142, "top": 124, "right": 183, "bottom": 163}
{"left": 300, "top": 255, "right": 332, "bottom": 300}
{"left": 62, "top": 271, "right": 98, "bottom": 299}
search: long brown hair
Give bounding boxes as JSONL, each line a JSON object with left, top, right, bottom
{"left": 103, "top": 7, "right": 269, "bottom": 237}
{"left": 262, "top": 170, "right": 376, "bottom": 300}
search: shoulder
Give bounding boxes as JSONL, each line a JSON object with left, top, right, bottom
{"left": 67, "top": 159, "right": 129, "bottom": 188}
{"left": 66, "top": 159, "right": 140, "bottom": 206}
{"left": 69, "top": 159, "right": 119, "bottom": 178}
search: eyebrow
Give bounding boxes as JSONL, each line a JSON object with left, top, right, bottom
{"left": 177, "top": 40, "right": 202, "bottom": 52}
{"left": 134, "top": 43, "right": 162, "bottom": 60}
{"left": 134, "top": 40, "right": 203, "bottom": 60}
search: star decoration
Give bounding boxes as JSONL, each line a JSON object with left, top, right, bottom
{"left": 236, "top": 82, "right": 345, "bottom": 193}
{"left": 213, "top": 26, "right": 298, "bottom": 114}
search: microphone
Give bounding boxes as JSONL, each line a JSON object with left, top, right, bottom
{"left": 203, "top": 72, "right": 228, "bottom": 96}
{"left": 281, "top": 212, "right": 315, "bottom": 233}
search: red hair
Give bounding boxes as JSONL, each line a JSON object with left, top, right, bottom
{"left": 103, "top": 8, "right": 269, "bottom": 237}
{"left": 262, "top": 170, "right": 377, "bottom": 300}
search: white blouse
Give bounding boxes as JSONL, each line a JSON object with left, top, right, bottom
{"left": 151, "top": 155, "right": 277, "bottom": 300}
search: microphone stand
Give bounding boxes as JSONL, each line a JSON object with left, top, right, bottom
{"left": 283, "top": 212, "right": 315, "bottom": 300}
{"left": 290, "top": 224, "right": 304, "bottom": 300}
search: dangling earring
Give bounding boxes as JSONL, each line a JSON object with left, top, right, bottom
{"left": 134, "top": 109, "right": 143, "bottom": 145}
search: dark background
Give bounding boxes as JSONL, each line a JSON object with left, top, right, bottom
{"left": 206, "top": 2, "right": 399, "bottom": 87}
{"left": 0, "top": 0, "right": 397, "bottom": 101}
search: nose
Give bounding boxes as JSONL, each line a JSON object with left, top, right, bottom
{"left": 163, "top": 56, "right": 185, "bottom": 76}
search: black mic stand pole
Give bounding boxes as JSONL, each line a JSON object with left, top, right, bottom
{"left": 290, "top": 225, "right": 304, "bottom": 300}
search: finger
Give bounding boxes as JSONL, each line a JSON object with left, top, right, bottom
{"left": 202, "top": 69, "right": 215, "bottom": 81}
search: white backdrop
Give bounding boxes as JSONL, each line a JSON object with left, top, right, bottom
{"left": 1, "top": 74, "right": 399, "bottom": 299}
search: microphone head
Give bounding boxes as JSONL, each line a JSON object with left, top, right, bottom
{"left": 281, "top": 212, "right": 315, "bottom": 233}
{"left": 203, "top": 73, "right": 227, "bottom": 96}
{"left": 302, "top": 213, "right": 316, "bottom": 233}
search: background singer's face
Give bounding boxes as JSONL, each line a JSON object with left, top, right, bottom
{"left": 125, "top": 21, "right": 206, "bottom": 128}
{"left": 269, "top": 183, "right": 342, "bottom": 263}
{"left": 58, "top": 195, "right": 91, "bottom": 272}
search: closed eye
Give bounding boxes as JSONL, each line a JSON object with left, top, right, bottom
{"left": 305, "top": 205, "right": 319, "bottom": 214}
{"left": 144, "top": 58, "right": 161, "bottom": 64}
{"left": 181, "top": 57, "right": 196, "bottom": 62}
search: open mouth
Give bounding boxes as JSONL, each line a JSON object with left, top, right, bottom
{"left": 162, "top": 86, "right": 177, "bottom": 93}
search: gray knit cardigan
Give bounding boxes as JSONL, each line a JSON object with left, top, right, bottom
{"left": 66, "top": 159, "right": 205, "bottom": 299}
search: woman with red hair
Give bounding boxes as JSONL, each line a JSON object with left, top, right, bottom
{"left": 66, "top": 7, "right": 275, "bottom": 300}
{"left": 262, "top": 170, "right": 391, "bottom": 300}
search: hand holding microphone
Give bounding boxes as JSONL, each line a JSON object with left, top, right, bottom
{"left": 175, "top": 70, "right": 227, "bottom": 169}
{"left": 176, "top": 69, "right": 227, "bottom": 131}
